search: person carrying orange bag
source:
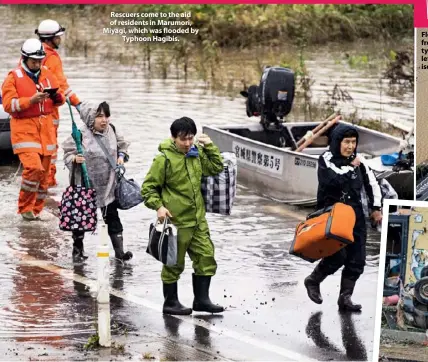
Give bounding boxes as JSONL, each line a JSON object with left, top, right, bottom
{"left": 2, "top": 38, "right": 65, "bottom": 220}
{"left": 303, "top": 124, "right": 383, "bottom": 312}
{"left": 35, "top": 19, "right": 82, "bottom": 187}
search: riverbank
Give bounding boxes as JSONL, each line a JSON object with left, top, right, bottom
{"left": 2, "top": 4, "right": 414, "bottom": 131}
{"left": 17, "top": 4, "right": 413, "bottom": 47}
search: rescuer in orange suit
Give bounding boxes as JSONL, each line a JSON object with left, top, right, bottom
{"left": 35, "top": 19, "right": 82, "bottom": 187}
{"left": 2, "top": 39, "right": 65, "bottom": 221}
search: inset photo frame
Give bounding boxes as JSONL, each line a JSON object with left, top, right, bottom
{"left": 374, "top": 199, "right": 428, "bottom": 362}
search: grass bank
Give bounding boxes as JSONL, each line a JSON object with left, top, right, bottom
{"left": 14, "top": 4, "right": 413, "bottom": 47}
{"left": 6, "top": 4, "right": 413, "bottom": 132}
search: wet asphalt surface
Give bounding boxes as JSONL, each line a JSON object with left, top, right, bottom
{"left": 0, "top": 153, "right": 381, "bottom": 361}
{"left": 0, "top": 7, "right": 401, "bottom": 359}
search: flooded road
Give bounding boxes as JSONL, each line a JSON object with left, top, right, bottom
{"left": 0, "top": 160, "right": 380, "bottom": 361}
{"left": 0, "top": 5, "right": 408, "bottom": 361}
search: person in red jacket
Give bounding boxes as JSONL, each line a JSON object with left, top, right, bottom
{"left": 2, "top": 39, "right": 65, "bottom": 220}
{"left": 35, "top": 19, "right": 82, "bottom": 187}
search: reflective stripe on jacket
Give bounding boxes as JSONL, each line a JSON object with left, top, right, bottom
{"left": 2, "top": 65, "right": 64, "bottom": 155}
{"left": 8, "top": 66, "right": 58, "bottom": 118}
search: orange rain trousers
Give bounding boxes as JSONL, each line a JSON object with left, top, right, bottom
{"left": 43, "top": 44, "right": 81, "bottom": 188}
{"left": 47, "top": 123, "right": 59, "bottom": 187}
{"left": 18, "top": 152, "right": 52, "bottom": 215}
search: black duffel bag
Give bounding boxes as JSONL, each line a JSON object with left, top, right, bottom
{"left": 93, "top": 133, "right": 144, "bottom": 211}
{"left": 114, "top": 166, "right": 144, "bottom": 210}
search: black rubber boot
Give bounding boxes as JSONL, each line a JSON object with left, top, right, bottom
{"left": 163, "top": 282, "right": 192, "bottom": 315}
{"left": 192, "top": 274, "right": 224, "bottom": 313}
{"left": 304, "top": 267, "right": 328, "bottom": 304}
{"left": 110, "top": 233, "right": 133, "bottom": 261}
{"left": 338, "top": 278, "right": 362, "bottom": 312}
{"left": 72, "top": 233, "right": 88, "bottom": 262}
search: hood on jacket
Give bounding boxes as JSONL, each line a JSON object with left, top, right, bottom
{"left": 79, "top": 101, "right": 98, "bottom": 130}
{"left": 158, "top": 138, "right": 199, "bottom": 156}
{"left": 329, "top": 123, "right": 359, "bottom": 159}
{"left": 158, "top": 138, "right": 178, "bottom": 153}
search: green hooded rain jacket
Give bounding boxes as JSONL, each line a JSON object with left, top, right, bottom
{"left": 141, "top": 138, "right": 224, "bottom": 228}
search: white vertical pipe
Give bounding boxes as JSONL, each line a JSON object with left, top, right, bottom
{"left": 98, "top": 303, "right": 111, "bottom": 347}
{"left": 97, "top": 222, "right": 110, "bottom": 303}
{"left": 97, "top": 221, "right": 111, "bottom": 347}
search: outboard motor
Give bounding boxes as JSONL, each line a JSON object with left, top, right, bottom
{"left": 241, "top": 66, "right": 295, "bottom": 129}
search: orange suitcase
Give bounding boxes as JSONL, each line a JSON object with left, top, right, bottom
{"left": 289, "top": 203, "right": 356, "bottom": 263}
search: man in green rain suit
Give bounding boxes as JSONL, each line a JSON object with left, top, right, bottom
{"left": 142, "top": 117, "right": 225, "bottom": 315}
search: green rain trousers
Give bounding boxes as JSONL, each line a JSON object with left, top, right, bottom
{"left": 161, "top": 219, "right": 217, "bottom": 284}
{"left": 142, "top": 138, "right": 224, "bottom": 284}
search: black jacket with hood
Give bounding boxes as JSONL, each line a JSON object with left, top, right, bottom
{"left": 317, "top": 124, "right": 382, "bottom": 215}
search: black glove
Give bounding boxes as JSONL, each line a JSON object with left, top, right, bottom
{"left": 52, "top": 93, "right": 63, "bottom": 104}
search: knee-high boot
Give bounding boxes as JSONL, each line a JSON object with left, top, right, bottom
{"left": 110, "top": 233, "right": 133, "bottom": 261}
{"left": 163, "top": 282, "right": 192, "bottom": 315}
{"left": 304, "top": 266, "right": 329, "bottom": 304}
{"left": 72, "top": 233, "right": 88, "bottom": 261}
{"left": 192, "top": 274, "right": 224, "bottom": 313}
{"left": 338, "top": 278, "right": 362, "bottom": 312}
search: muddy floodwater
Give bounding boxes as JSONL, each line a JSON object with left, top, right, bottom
{"left": 0, "top": 5, "right": 411, "bottom": 361}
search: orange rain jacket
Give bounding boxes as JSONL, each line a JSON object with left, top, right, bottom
{"left": 2, "top": 65, "right": 65, "bottom": 155}
{"left": 42, "top": 43, "right": 80, "bottom": 122}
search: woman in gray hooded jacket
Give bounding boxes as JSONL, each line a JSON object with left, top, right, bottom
{"left": 62, "top": 101, "right": 133, "bottom": 262}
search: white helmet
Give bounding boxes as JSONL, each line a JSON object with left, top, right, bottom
{"left": 35, "top": 19, "right": 65, "bottom": 38}
{"left": 21, "top": 38, "right": 46, "bottom": 59}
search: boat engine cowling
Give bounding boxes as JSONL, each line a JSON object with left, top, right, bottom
{"left": 240, "top": 66, "right": 295, "bottom": 128}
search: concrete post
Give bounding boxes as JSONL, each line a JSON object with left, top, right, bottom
{"left": 97, "top": 222, "right": 111, "bottom": 347}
